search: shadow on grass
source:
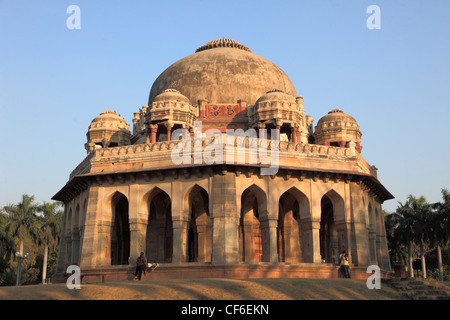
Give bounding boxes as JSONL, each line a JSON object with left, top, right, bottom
{"left": 0, "top": 278, "right": 407, "bottom": 300}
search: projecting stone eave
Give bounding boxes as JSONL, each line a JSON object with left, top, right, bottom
{"left": 52, "top": 154, "right": 393, "bottom": 204}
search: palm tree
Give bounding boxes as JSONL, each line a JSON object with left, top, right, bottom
{"left": 431, "top": 188, "right": 450, "bottom": 281}
{"left": 0, "top": 211, "right": 16, "bottom": 284}
{"left": 3, "top": 194, "right": 42, "bottom": 257}
{"left": 409, "top": 195, "right": 433, "bottom": 279}
{"left": 395, "top": 199, "right": 417, "bottom": 277}
{"left": 385, "top": 212, "right": 408, "bottom": 267}
{"left": 39, "top": 201, "right": 63, "bottom": 283}
{"left": 394, "top": 195, "right": 433, "bottom": 278}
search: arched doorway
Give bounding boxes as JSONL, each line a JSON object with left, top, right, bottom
{"left": 319, "top": 190, "right": 345, "bottom": 264}
{"left": 111, "top": 193, "right": 130, "bottom": 265}
{"left": 278, "top": 187, "right": 309, "bottom": 263}
{"left": 239, "top": 185, "right": 268, "bottom": 263}
{"left": 146, "top": 188, "right": 172, "bottom": 263}
{"left": 320, "top": 195, "right": 336, "bottom": 263}
{"left": 186, "top": 185, "right": 211, "bottom": 263}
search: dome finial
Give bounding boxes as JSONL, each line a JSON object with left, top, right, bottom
{"left": 195, "top": 39, "right": 252, "bottom": 53}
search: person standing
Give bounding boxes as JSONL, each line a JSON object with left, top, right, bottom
{"left": 339, "top": 250, "right": 351, "bottom": 278}
{"left": 134, "top": 252, "right": 147, "bottom": 281}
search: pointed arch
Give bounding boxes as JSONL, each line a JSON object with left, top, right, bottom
{"left": 278, "top": 187, "right": 310, "bottom": 262}
{"left": 319, "top": 189, "right": 345, "bottom": 264}
{"left": 239, "top": 184, "right": 268, "bottom": 262}
{"left": 107, "top": 191, "right": 130, "bottom": 266}
{"left": 142, "top": 185, "right": 172, "bottom": 205}
{"left": 185, "top": 184, "right": 211, "bottom": 263}
{"left": 146, "top": 187, "right": 172, "bottom": 263}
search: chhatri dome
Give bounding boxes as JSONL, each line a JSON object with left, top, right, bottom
{"left": 148, "top": 39, "right": 297, "bottom": 105}
{"left": 85, "top": 110, "right": 131, "bottom": 153}
{"left": 52, "top": 38, "right": 393, "bottom": 284}
{"left": 314, "top": 108, "right": 363, "bottom": 152}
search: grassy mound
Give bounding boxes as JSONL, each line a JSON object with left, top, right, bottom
{"left": 0, "top": 278, "right": 406, "bottom": 300}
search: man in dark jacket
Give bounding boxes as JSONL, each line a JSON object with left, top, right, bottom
{"left": 134, "top": 252, "right": 147, "bottom": 281}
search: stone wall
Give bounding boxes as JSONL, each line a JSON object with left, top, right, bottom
{"left": 56, "top": 167, "right": 391, "bottom": 276}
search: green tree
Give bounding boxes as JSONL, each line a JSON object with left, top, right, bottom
{"left": 39, "top": 201, "right": 63, "bottom": 283}
{"left": 3, "top": 194, "right": 42, "bottom": 284}
{"left": 394, "top": 198, "right": 417, "bottom": 277}
{"left": 385, "top": 211, "right": 408, "bottom": 267}
{"left": 394, "top": 195, "right": 433, "bottom": 278}
{"left": 410, "top": 195, "right": 433, "bottom": 279}
{"left": 3, "top": 194, "right": 42, "bottom": 254}
{"left": 430, "top": 188, "right": 450, "bottom": 281}
{"left": 0, "top": 211, "right": 16, "bottom": 285}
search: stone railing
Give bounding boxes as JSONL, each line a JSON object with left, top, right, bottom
{"left": 90, "top": 136, "right": 356, "bottom": 157}
{"left": 69, "top": 135, "right": 372, "bottom": 179}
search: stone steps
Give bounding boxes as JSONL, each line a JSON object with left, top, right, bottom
{"left": 388, "top": 278, "right": 450, "bottom": 300}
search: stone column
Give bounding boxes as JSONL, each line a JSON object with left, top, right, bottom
{"left": 368, "top": 229, "right": 378, "bottom": 265}
{"left": 301, "top": 217, "right": 321, "bottom": 263}
{"left": 55, "top": 206, "right": 70, "bottom": 273}
{"left": 211, "top": 172, "right": 239, "bottom": 264}
{"left": 296, "top": 128, "right": 302, "bottom": 144}
{"left": 128, "top": 184, "right": 146, "bottom": 266}
{"left": 348, "top": 141, "right": 356, "bottom": 156}
{"left": 352, "top": 222, "right": 370, "bottom": 266}
{"left": 65, "top": 236, "right": 73, "bottom": 267}
{"left": 79, "top": 186, "right": 101, "bottom": 269}
{"left": 71, "top": 229, "right": 80, "bottom": 265}
{"left": 172, "top": 218, "right": 188, "bottom": 263}
{"left": 266, "top": 217, "right": 279, "bottom": 263}
{"left": 349, "top": 184, "right": 371, "bottom": 266}
{"left": 166, "top": 121, "right": 173, "bottom": 141}
{"left": 129, "top": 220, "right": 147, "bottom": 266}
{"left": 290, "top": 126, "right": 297, "bottom": 143}
{"left": 150, "top": 124, "right": 158, "bottom": 143}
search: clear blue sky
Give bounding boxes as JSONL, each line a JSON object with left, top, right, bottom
{"left": 0, "top": 0, "right": 449, "bottom": 213}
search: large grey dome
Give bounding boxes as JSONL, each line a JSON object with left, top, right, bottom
{"left": 148, "top": 39, "right": 297, "bottom": 106}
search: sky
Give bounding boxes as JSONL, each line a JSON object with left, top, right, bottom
{"left": 0, "top": 0, "right": 449, "bottom": 213}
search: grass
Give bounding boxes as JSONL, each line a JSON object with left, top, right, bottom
{"left": 0, "top": 278, "right": 407, "bottom": 300}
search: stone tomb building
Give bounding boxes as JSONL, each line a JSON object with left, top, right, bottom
{"left": 53, "top": 39, "right": 393, "bottom": 282}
